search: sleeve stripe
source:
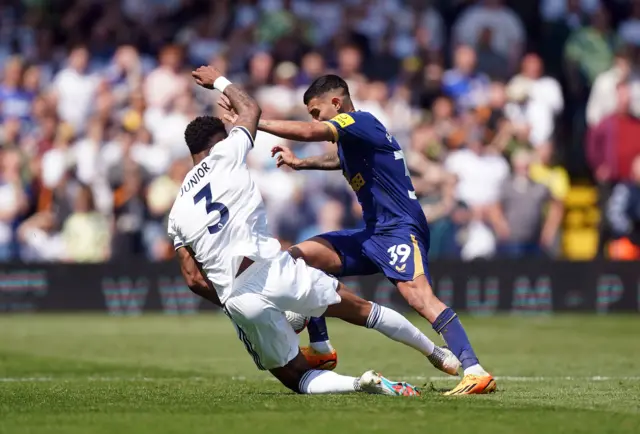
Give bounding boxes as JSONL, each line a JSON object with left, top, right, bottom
{"left": 174, "top": 242, "right": 184, "bottom": 250}
{"left": 232, "top": 126, "right": 255, "bottom": 148}
{"left": 323, "top": 121, "right": 339, "bottom": 142}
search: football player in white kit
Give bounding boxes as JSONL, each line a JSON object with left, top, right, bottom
{"left": 168, "top": 65, "right": 459, "bottom": 396}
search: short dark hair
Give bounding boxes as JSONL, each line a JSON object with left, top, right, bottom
{"left": 184, "top": 116, "right": 227, "bottom": 155}
{"left": 303, "top": 74, "right": 350, "bottom": 105}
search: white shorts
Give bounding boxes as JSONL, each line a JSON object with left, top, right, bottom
{"left": 223, "top": 252, "right": 340, "bottom": 370}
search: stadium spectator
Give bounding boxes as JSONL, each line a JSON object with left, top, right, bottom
{"left": 587, "top": 82, "right": 640, "bottom": 185}
{"left": 144, "top": 45, "right": 189, "bottom": 110}
{"left": 0, "top": 57, "right": 33, "bottom": 123}
{"left": 618, "top": 0, "right": 640, "bottom": 47}
{"left": 444, "top": 138, "right": 510, "bottom": 260}
{"left": 452, "top": 0, "right": 525, "bottom": 73}
{"left": 564, "top": 7, "right": 618, "bottom": 91}
{"left": 52, "top": 46, "right": 100, "bottom": 133}
{"left": 540, "top": 0, "right": 601, "bottom": 24}
{"left": 442, "top": 45, "right": 490, "bottom": 112}
{"left": 530, "top": 141, "right": 570, "bottom": 255}
{"left": 586, "top": 48, "right": 640, "bottom": 127}
{"left": 606, "top": 155, "right": 640, "bottom": 260}
{"left": 61, "top": 184, "right": 110, "bottom": 263}
{"left": 489, "top": 149, "right": 554, "bottom": 258}
{"left": 0, "top": 148, "right": 28, "bottom": 260}
{"left": 17, "top": 211, "right": 64, "bottom": 262}
{"left": 505, "top": 53, "right": 563, "bottom": 147}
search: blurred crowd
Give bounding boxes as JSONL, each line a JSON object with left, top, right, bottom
{"left": 2, "top": 0, "right": 640, "bottom": 263}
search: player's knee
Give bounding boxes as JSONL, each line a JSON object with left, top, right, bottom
{"left": 225, "top": 294, "right": 269, "bottom": 325}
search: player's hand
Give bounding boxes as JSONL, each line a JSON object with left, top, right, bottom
{"left": 271, "top": 145, "right": 300, "bottom": 169}
{"left": 217, "top": 94, "right": 238, "bottom": 124}
{"left": 192, "top": 65, "right": 223, "bottom": 89}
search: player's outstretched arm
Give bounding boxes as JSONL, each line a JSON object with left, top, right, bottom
{"left": 192, "top": 66, "right": 261, "bottom": 138}
{"left": 216, "top": 94, "right": 336, "bottom": 143}
{"left": 271, "top": 145, "right": 340, "bottom": 171}
{"left": 258, "top": 119, "right": 336, "bottom": 143}
{"left": 176, "top": 246, "right": 222, "bottom": 307}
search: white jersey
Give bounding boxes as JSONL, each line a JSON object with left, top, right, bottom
{"left": 167, "top": 126, "right": 281, "bottom": 304}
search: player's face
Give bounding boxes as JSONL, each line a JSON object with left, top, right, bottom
{"left": 306, "top": 95, "right": 339, "bottom": 122}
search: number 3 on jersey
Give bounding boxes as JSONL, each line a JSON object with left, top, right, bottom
{"left": 388, "top": 244, "right": 411, "bottom": 272}
{"left": 393, "top": 150, "right": 417, "bottom": 199}
{"left": 194, "top": 183, "right": 229, "bottom": 234}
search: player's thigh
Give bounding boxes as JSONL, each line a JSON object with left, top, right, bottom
{"left": 224, "top": 293, "right": 300, "bottom": 371}
{"left": 324, "top": 282, "right": 372, "bottom": 327}
{"left": 264, "top": 252, "right": 342, "bottom": 318}
{"left": 363, "top": 230, "right": 433, "bottom": 285}
{"left": 291, "top": 229, "right": 378, "bottom": 277}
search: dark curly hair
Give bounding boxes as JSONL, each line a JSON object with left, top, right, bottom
{"left": 184, "top": 116, "right": 227, "bottom": 155}
{"left": 303, "top": 74, "right": 350, "bottom": 105}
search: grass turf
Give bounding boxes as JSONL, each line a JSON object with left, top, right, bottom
{"left": 0, "top": 314, "right": 639, "bottom": 434}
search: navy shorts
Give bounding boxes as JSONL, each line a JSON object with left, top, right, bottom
{"left": 318, "top": 226, "right": 431, "bottom": 284}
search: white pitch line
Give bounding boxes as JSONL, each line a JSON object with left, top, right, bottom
{"left": 1, "top": 376, "right": 640, "bottom": 383}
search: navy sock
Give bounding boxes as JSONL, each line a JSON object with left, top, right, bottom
{"left": 307, "top": 316, "right": 330, "bottom": 343}
{"left": 432, "top": 307, "right": 479, "bottom": 370}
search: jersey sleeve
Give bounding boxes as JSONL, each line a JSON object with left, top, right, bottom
{"left": 323, "top": 111, "right": 376, "bottom": 144}
{"left": 167, "top": 216, "right": 186, "bottom": 250}
{"left": 209, "top": 126, "right": 254, "bottom": 162}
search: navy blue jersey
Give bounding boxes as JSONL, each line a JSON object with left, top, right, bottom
{"left": 324, "top": 111, "right": 428, "bottom": 231}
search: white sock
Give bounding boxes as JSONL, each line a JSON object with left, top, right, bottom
{"left": 366, "top": 302, "right": 435, "bottom": 357}
{"left": 298, "top": 370, "right": 360, "bottom": 394}
{"left": 310, "top": 340, "right": 334, "bottom": 354}
{"left": 464, "top": 364, "right": 489, "bottom": 376}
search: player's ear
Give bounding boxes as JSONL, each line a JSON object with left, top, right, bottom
{"left": 331, "top": 96, "right": 341, "bottom": 111}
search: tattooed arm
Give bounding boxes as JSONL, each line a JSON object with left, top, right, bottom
{"left": 192, "top": 66, "right": 261, "bottom": 138}
{"left": 270, "top": 145, "right": 341, "bottom": 171}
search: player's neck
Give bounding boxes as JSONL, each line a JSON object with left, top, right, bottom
{"left": 191, "top": 150, "right": 210, "bottom": 166}
{"left": 340, "top": 103, "right": 355, "bottom": 113}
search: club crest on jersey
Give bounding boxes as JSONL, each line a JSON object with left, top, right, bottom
{"left": 332, "top": 113, "right": 355, "bottom": 128}
{"left": 349, "top": 173, "right": 366, "bottom": 192}
{"left": 180, "top": 162, "right": 211, "bottom": 196}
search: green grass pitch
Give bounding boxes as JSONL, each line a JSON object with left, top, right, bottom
{"left": 1, "top": 314, "right": 639, "bottom": 434}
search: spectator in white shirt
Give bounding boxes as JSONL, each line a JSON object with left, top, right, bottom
{"left": 506, "top": 53, "right": 564, "bottom": 146}
{"left": 52, "top": 46, "right": 100, "bottom": 133}
{"left": 143, "top": 45, "right": 189, "bottom": 109}
{"left": 452, "top": 0, "right": 525, "bottom": 73}
{"left": 586, "top": 48, "right": 640, "bottom": 127}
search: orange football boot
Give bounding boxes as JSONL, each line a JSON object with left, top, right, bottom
{"left": 444, "top": 374, "right": 497, "bottom": 396}
{"left": 300, "top": 346, "right": 338, "bottom": 370}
